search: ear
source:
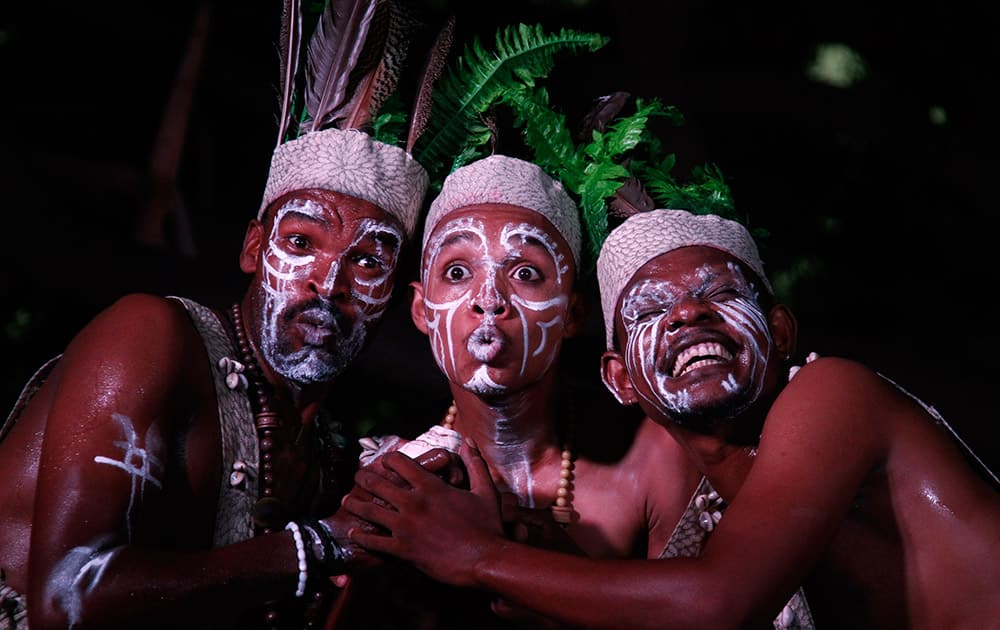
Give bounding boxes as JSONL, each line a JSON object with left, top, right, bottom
{"left": 601, "top": 351, "right": 638, "bottom": 406}
{"left": 409, "top": 281, "right": 430, "bottom": 335}
{"left": 768, "top": 303, "right": 798, "bottom": 360}
{"left": 562, "top": 291, "right": 586, "bottom": 339}
{"left": 239, "top": 219, "right": 264, "bottom": 274}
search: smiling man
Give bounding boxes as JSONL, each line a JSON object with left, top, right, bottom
{"left": 344, "top": 208, "right": 1000, "bottom": 629}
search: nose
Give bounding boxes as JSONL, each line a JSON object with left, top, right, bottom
{"left": 470, "top": 277, "right": 507, "bottom": 316}
{"left": 666, "top": 296, "right": 715, "bottom": 331}
{"left": 311, "top": 256, "right": 350, "bottom": 300}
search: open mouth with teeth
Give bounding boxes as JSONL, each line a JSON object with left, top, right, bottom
{"left": 671, "top": 342, "right": 734, "bottom": 378}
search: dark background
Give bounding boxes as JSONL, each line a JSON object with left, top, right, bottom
{"left": 1, "top": 1, "right": 997, "bottom": 473}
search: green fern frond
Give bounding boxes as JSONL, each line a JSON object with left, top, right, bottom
{"left": 504, "top": 86, "right": 582, "bottom": 188}
{"left": 371, "top": 93, "right": 408, "bottom": 145}
{"left": 637, "top": 161, "right": 737, "bottom": 218}
{"left": 414, "top": 24, "right": 608, "bottom": 180}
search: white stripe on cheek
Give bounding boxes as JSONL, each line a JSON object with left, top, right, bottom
{"left": 424, "top": 293, "right": 468, "bottom": 376}
{"left": 717, "top": 298, "right": 772, "bottom": 398}
{"left": 501, "top": 222, "right": 569, "bottom": 376}
{"left": 421, "top": 217, "right": 488, "bottom": 374}
{"left": 510, "top": 294, "right": 567, "bottom": 376}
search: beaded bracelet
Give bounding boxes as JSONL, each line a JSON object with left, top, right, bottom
{"left": 300, "top": 518, "right": 349, "bottom": 576}
{"left": 284, "top": 521, "right": 308, "bottom": 598}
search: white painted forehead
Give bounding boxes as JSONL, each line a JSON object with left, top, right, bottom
{"left": 275, "top": 197, "right": 325, "bottom": 220}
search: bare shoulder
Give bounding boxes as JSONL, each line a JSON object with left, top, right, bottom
{"left": 73, "top": 293, "right": 201, "bottom": 362}
{"left": 620, "top": 417, "right": 702, "bottom": 553}
{"left": 774, "top": 356, "right": 914, "bottom": 423}
{"left": 53, "top": 293, "right": 210, "bottom": 416}
{"left": 98, "top": 293, "right": 196, "bottom": 336}
{"left": 785, "top": 355, "right": 885, "bottom": 392}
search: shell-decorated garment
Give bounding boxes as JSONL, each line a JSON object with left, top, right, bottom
{"left": 167, "top": 297, "right": 259, "bottom": 547}
{"left": 0, "top": 573, "right": 28, "bottom": 630}
{"left": 659, "top": 476, "right": 815, "bottom": 629}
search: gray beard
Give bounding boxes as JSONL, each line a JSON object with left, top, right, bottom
{"left": 264, "top": 324, "right": 365, "bottom": 385}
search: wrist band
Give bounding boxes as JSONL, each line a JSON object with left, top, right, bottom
{"left": 284, "top": 521, "right": 308, "bottom": 597}
{"left": 300, "top": 518, "right": 349, "bottom": 576}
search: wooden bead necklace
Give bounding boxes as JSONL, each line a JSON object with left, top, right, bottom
{"left": 229, "top": 303, "right": 285, "bottom": 533}
{"left": 229, "top": 303, "right": 333, "bottom": 628}
{"left": 442, "top": 401, "right": 576, "bottom": 525}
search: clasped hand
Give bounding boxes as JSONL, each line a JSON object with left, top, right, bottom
{"left": 342, "top": 439, "right": 506, "bottom": 588}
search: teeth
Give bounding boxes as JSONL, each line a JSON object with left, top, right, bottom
{"left": 671, "top": 342, "right": 733, "bottom": 377}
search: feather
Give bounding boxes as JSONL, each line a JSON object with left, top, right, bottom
{"left": 406, "top": 14, "right": 455, "bottom": 153}
{"left": 575, "top": 91, "right": 630, "bottom": 144}
{"left": 275, "top": 0, "right": 303, "bottom": 146}
{"left": 609, "top": 176, "right": 654, "bottom": 218}
{"left": 338, "top": 0, "right": 418, "bottom": 130}
{"left": 304, "top": 0, "right": 379, "bottom": 131}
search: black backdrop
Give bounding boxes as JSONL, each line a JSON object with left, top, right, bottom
{"left": 2, "top": 0, "right": 997, "bottom": 473}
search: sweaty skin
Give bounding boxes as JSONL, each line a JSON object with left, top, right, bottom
{"left": 0, "top": 189, "right": 420, "bottom": 628}
{"left": 257, "top": 196, "right": 402, "bottom": 385}
{"left": 406, "top": 204, "right": 698, "bottom": 561}
{"left": 345, "top": 246, "right": 1000, "bottom": 629}
{"left": 335, "top": 203, "right": 702, "bottom": 629}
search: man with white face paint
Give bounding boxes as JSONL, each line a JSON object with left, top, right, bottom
{"left": 345, "top": 156, "right": 701, "bottom": 628}
{"left": 343, "top": 208, "right": 1000, "bottom": 629}
{"left": 0, "top": 0, "right": 443, "bottom": 624}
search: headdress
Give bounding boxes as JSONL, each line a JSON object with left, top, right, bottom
{"left": 596, "top": 209, "right": 773, "bottom": 349}
{"left": 395, "top": 23, "right": 605, "bottom": 266}
{"left": 402, "top": 22, "right": 740, "bottom": 277}
{"left": 258, "top": 0, "right": 449, "bottom": 237}
{"left": 422, "top": 154, "right": 582, "bottom": 267}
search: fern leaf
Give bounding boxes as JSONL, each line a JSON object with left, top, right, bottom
{"left": 504, "top": 86, "right": 582, "bottom": 188}
{"left": 414, "top": 25, "right": 607, "bottom": 178}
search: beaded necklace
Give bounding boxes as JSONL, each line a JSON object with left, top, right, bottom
{"left": 442, "top": 401, "right": 576, "bottom": 525}
{"left": 228, "top": 303, "right": 288, "bottom": 534}
{"left": 228, "top": 303, "right": 336, "bottom": 628}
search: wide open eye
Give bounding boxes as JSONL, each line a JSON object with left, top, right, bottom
{"left": 511, "top": 265, "right": 541, "bottom": 282}
{"left": 445, "top": 263, "right": 471, "bottom": 282}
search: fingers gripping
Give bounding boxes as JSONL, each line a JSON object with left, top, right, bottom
{"left": 461, "top": 438, "right": 499, "bottom": 498}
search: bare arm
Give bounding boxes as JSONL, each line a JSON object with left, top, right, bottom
{"left": 345, "top": 359, "right": 894, "bottom": 629}
{"left": 25, "top": 295, "right": 305, "bottom": 627}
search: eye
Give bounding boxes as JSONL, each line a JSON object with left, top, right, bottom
{"left": 635, "top": 309, "right": 665, "bottom": 323}
{"left": 445, "top": 263, "right": 470, "bottom": 282}
{"left": 512, "top": 265, "right": 541, "bottom": 282}
{"left": 287, "top": 234, "right": 310, "bottom": 250}
{"left": 355, "top": 254, "right": 383, "bottom": 270}
{"left": 708, "top": 286, "right": 742, "bottom": 301}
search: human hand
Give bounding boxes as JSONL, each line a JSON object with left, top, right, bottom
{"left": 499, "top": 496, "right": 582, "bottom": 555}
{"left": 343, "top": 439, "right": 505, "bottom": 588}
{"left": 323, "top": 447, "right": 469, "bottom": 580}
{"left": 788, "top": 351, "right": 819, "bottom": 381}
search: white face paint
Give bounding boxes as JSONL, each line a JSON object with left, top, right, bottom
{"left": 93, "top": 413, "right": 163, "bottom": 541}
{"left": 257, "top": 197, "right": 402, "bottom": 384}
{"left": 420, "top": 210, "right": 573, "bottom": 396}
{"left": 619, "top": 259, "right": 772, "bottom": 420}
